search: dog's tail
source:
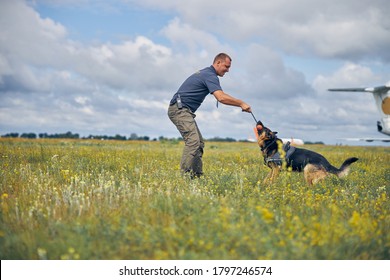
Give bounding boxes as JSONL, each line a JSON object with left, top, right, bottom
{"left": 331, "top": 157, "right": 359, "bottom": 178}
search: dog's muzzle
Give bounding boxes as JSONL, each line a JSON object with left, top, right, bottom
{"left": 256, "top": 121, "right": 264, "bottom": 134}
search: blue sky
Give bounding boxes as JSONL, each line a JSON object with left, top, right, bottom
{"left": 35, "top": 1, "right": 173, "bottom": 44}
{"left": 1, "top": 0, "right": 389, "bottom": 145}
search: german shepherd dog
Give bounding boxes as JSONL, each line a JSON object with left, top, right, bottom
{"left": 254, "top": 121, "right": 359, "bottom": 185}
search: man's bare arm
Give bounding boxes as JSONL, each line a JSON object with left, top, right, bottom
{"left": 213, "top": 90, "right": 251, "bottom": 112}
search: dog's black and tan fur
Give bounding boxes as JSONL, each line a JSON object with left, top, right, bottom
{"left": 255, "top": 121, "right": 359, "bottom": 185}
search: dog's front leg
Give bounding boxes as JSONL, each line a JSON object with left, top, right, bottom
{"left": 263, "top": 170, "right": 273, "bottom": 184}
{"left": 270, "top": 163, "right": 280, "bottom": 183}
{"left": 263, "top": 163, "right": 280, "bottom": 184}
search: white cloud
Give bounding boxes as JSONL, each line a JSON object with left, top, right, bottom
{"left": 128, "top": 0, "right": 390, "bottom": 61}
{"left": 313, "top": 63, "right": 381, "bottom": 91}
{"left": 161, "top": 18, "right": 231, "bottom": 56}
{"left": 0, "top": 0, "right": 68, "bottom": 66}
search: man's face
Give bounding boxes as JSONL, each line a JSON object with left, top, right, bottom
{"left": 214, "top": 58, "right": 231, "bottom": 77}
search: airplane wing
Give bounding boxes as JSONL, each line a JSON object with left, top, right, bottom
{"left": 340, "top": 138, "right": 390, "bottom": 143}
{"left": 328, "top": 86, "right": 390, "bottom": 94}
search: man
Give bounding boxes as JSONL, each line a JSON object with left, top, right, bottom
{"left": 168, "top": 53, "right": 252, "bottom": 178}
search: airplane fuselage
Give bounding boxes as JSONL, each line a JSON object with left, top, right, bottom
{"left": 373, "top": 89, "right": 390, "bottom": 136}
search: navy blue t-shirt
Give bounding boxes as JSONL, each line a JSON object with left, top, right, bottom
{"left": 170, "top": 66, "right": 222, "bottom": 112}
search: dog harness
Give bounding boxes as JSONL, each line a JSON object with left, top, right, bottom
{"left": 264, "top": 141, "right": 296, "bottom": 166}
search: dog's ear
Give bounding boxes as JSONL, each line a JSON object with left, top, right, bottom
{"left": 264, "top": 128, "right": 273, "bottom": 137}
{"left": 273, "top": 131, "right": 278, "bottom": 135}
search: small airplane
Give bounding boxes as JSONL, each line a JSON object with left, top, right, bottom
{"left": 281, "top": 137, "right": 304, "bottom": 146}
{"left": 248, "top": 135, "right": 304, "bottom": 145}
{"left": 328, "top": 83, "right": 390, "bottom": 142}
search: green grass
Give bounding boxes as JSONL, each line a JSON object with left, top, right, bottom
{"left": 0, "top": 138, "right": 389, "bottom": 259}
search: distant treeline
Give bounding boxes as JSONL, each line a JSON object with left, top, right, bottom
{"left": 0, "top": 131, "right": 324, "bottom": 144}
{"left": 1, "top": 132, "right": 245, "bottom": 142}
{"left": 1, "top": 132, "right": 150, "bottom": 141}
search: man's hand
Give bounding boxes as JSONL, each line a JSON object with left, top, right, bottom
{"left": 241, "top": 102, "right": 252, "bottom": 113}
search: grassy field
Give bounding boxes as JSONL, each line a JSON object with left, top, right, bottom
{"left": 0, "top": 138, "right": 389, "bottom": 260}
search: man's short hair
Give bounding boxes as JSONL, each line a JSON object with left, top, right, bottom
{"left": 213, "top": 53, "right": 232, "bottom": 63}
